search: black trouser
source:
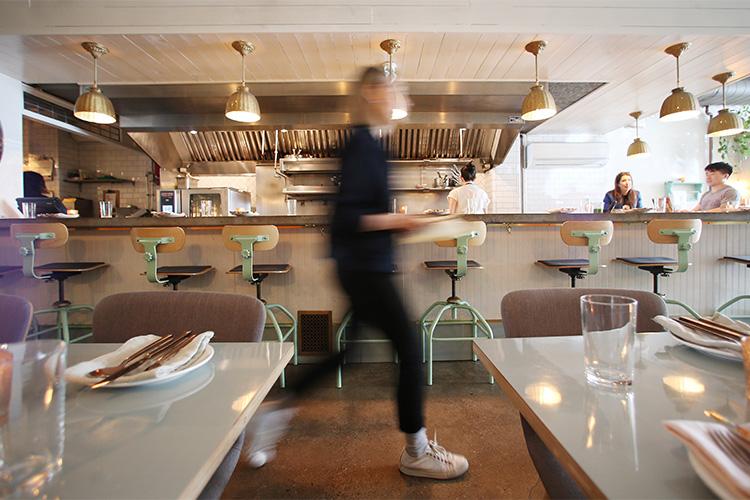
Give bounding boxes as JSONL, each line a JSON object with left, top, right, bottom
{"left": 290, "top": 268, "right": 425, "bottom": 434}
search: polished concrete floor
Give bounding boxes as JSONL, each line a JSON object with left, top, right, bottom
{"left": 223, "top": 361, "right": 546, "bottom": 499}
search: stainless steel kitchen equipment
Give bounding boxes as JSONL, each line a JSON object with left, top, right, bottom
{"left": 157, "top": 189, "right": 183, "bottom": 213}
{"left": 182, "top": 188, "right": 252, "bottom": 217}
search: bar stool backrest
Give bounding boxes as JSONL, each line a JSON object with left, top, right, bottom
{"left": 435, "top": 221, "right": 487, "bottom": 248}
{"left": 130, "top": 227, "right": 186, "bottom": 253}
{"left": 647, "top": 219, "right": 702, "bottom": 245}
{"left": 10, "top": 222, "right": 68, "bottom": 248}
{"left": 222, "top": 225, "right": 279, "bottom": 252}
{"left": 560, "top": 221, "right": 614, "bottom": 247}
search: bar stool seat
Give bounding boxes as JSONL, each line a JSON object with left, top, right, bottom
{"left": 536, "top": 258, "right": 590, "bottom": 269}
{"left": 724, "top": 256, "right": 750, "bottom": 267}
{"left": 228, "top": 263, "right": 291, "bottom": 274}
{"left": 537, "top": 221, "right": 614, "bottom": 288}
{"left": 616, "top": 257, "right": 677, "bottom": 266}
{"left": 37, "top": 262, "right": 108, "bottom": 273}
{"left": 424, "top": 260, "right": 482, "bottom": 270}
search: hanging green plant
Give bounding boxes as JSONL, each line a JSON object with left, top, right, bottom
{"left": 718, "top": 105, "right": 750, "bottom": 162}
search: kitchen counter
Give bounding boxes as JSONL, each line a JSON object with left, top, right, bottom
{"left": 1, "top": 211, "right": 748, "bottom": 230}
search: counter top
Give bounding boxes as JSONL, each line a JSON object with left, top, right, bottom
{"left": 1, "top": 211, "right": 747, "bottom": 229}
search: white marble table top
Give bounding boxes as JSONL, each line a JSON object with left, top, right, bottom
{"left": 474, "top": 333, "right": 744, "bottom": 498}
{"left": 53, "top": 342, "right": 292, "bottom": 499}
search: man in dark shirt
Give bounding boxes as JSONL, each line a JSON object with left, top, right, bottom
{"left": 245, "top": 66, "right": 469, "bottom": 481}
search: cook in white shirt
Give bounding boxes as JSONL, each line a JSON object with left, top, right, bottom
{"left": 447, "top": 163, "right": 490, "bottom": 214}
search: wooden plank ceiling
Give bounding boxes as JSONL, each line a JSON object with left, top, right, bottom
{"left": 1, "top": 32, "right": 749, "bottom": 134}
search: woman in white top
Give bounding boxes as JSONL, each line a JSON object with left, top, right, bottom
{"left": 447, "top": 163, "right": 490, "bottom": 214}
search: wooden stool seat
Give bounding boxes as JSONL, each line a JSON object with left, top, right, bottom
{"left": 156, "top": 265, "right": 213, "bottom": 277}
{"left": 37, "top": 262, "right": 108, "bottom": 274}
{"left": 228, "top": 263, "right": 290, "bottom": 274}
{"left": 617, "top": 257, "right": 677, "bottom": 267}
{"left": 424, "top": 260, "right": 482, "bottom": 270}
{"left": 724, "top": 256, "right": 750, "bottom": 266}
{"left": 536, "top": 258, "right": 589, "bottom": 269}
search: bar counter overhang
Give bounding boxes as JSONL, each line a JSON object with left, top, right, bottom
{"left": 1, "top": 212, "right": 748, "bottom": 326}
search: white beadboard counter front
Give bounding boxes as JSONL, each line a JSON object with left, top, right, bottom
{"left": 1, "top": 213, "right": 748, "bottom": 322}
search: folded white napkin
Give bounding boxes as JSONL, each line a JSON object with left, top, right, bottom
{"left": 665, "top": 420, "right": 750, "bottom": 498}
{"left": 653, "top": 315, "right": 742, "bottom": 353}
{"left": 547, "top": 207, "right": 576, "bottom": 214}
{"left": 152, "top": 211, "right": 187, "bottom": 218}
{"left": 65, "top": 332, "right": 214, "bottom": 385}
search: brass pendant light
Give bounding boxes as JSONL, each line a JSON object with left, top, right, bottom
{"left": 659, "top": 43, "right": 699, "bottom": 122}
{"left": 225, "top": 41, "right": 261, "bottom": 123}
{"left": 626, "top": 111, "right": 650, "bottom": 158}
{"left": 521, "top": 40, "right": 557, "bottom": 122}
{"left": 707, "top": 71, "right": 745, "bottom": 137}
{"left": 380, "top": 39, "right": 408, "bottom": 120}
{"left": 74, "top": 42, "right": 117, "bottom": 125}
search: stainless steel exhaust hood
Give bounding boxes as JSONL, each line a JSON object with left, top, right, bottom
{"left": 40, "top": 80, "right": 603, "bottom": 172}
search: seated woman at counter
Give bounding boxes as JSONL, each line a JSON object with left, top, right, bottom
{"left": 447, "top": 163, "right": 489, "bottom": 214}
{"left": 603, "top": 171, "right": 642, "bottom": 212}
{"left": 691, "top": 162, "right": 739, "bottom": 212}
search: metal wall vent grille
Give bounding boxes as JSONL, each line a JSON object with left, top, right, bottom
{"left": 23, "top": 93, "right": 122, "bottom": 142}
{"left": 297, "top": 311, "right": 333, "bottom": 355}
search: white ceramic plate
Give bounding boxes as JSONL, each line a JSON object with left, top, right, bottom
{"left": 96, "top": 345, "right": 215, "bottom": 389}
{"left": 688, "top": 450, "right": 735, "bottom": 499}
{"left": 669, "top": 332, "right": 742, "bottom": 362}
{"left": 38, "top": 213, "right": 79, "bottom": 218}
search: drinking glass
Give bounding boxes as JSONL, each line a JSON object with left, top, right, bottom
{"left": 592, "top": 202, "right": 604, "bottom": 213}
{"left": 0, "top": 340, "right": 66, "bottom": 497}
{"left": 286, "top": 199, "right": 297, "bottom": 216}
{"left": 200, "top": 199, "right": 213, "bottom": 217}
{"left": 20, "top": 202, "right": 36, "bottom": 219}
{"left": 581, "top": 295, "right": 638, "bottom": 387}
{"left": 98, "top": 200, "right": 113, "bottom": 218}
{"left": 655, "top": 197, "right": 666, "bottom": 212}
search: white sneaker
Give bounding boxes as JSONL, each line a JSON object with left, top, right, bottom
{"left": 243, "top": 401, "right": 296, "bottom": 468}
{"left": 399, "top": 436, "right": 469, "bottom": 480}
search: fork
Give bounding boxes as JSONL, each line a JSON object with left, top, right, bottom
{"left": 709, "top": 428, "right": 750, "bottom": 469}
{"left": 88, "top": 334, "right": 174, "bottom": 377}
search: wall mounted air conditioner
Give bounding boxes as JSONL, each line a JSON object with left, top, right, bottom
{"left": 525, "top": 141, "right": 609, "bottom": 169}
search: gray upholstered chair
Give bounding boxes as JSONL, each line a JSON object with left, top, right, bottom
{"left": 500, "top": 288, "right": 667, "bottom": 499}
{"left": 93, "top": 291, "right": 266, "bottom": 500}
{"left": 93, "top": 291, "right": 265, "bottom": 342}
{"left": 0, "top": 294, "right": 33, "bottom": 343}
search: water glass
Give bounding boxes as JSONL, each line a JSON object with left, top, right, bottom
{"left": 0, "top": 340, "right": 66, "bottom": 497}
{"left": 200, "top": 199, "right": 214, "bottom": 217}
{"left": 592, "top": 202, "right": 604, "bottom": 213}
{"left": 581, "top": 295, "right": 638, "bottom": 387}
{"left": 286, "top": 199, "right": 297, "bottom": 216}
{"left": 98, "top": 200, "right": 113, "bottom": 218}
{"left": 20, "top": 202, "right": 36, "bottom": 219}
{"left": 654, "top": 197, "right": 666, "bottom": 212}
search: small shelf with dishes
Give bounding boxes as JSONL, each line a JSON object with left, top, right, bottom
{"left": 64, "top": 177, "right": 136, "bottom": 185}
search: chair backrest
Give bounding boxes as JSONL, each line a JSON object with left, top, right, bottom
{"left": 0, "top": 294, "right": 32, "bottom": 343}
{"left": 93, "top": 291, "right": 266, "bottom": 342}
{"left": 10, "top": 222, "right": 68, "bottom": 248}
{"left": 501, "top": 288, "right": 667, "bottom": 338}
{"left": 560, "top": 221, "right": 614, "bottom": 247}
{"left": 130, "top": 227, "right": 186, "bottom": 253}
{"left": 435, "top": 221, "right": 487, "bottom": 248}
{"left": 222, "top": 225, "right": 279, "bottom": 252}
{"left": 647, "top": 219, "right": 702, "bottom": 245}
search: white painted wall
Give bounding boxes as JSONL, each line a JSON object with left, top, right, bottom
{"left": 486, "top": 113, "right": 717, "bottom": 213}
{"left": 0, "top": 72, "right": 23, "bottom": 205}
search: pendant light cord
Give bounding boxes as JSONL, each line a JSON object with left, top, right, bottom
{"left": 93, "top": 55, "right": 99, "bottom": 89}
{"left": 722, "top": 81, "right": 727, "bottom": 108}
{"left": 635, "top": 116, "right": 639, "bottom": 138}
{"left": 241, "top": 53, "right": 246, "bottom": 85}
{"left": 534, "top": 54, "right": 539, "bottom": 85}
{"left": 675, "top": 55, "right": 681, "bottom": 88}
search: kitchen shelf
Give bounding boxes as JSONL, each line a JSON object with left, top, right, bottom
{"left": 64, "top": 178, "right": 135, "bottom": 185}
{"left": 391, "top": 187, "right": 453, "bottom": 192}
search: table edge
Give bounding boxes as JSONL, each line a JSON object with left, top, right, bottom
{"left": 472, "top": 339, "right": 606, "bottom": 499}
{"left": 180, "top": 342, "right": 295, "bottom": 499}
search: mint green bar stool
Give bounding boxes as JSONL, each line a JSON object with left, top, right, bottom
{"left": 717, "top": 256, "right": 750, "bottom": 315}
{"left": 536, "top": 221, "right": 614, "bottom": 288}
{"left": 11, "top": 222, "right": 107, "bottom": 343}
{"left": 616, "top": 218, "right": 702, "bottom": 318}
{"left": 222, "top": 225, "right": 297, "bottom": 388}
{"left": 130, "top": 227, "right": 213, "bottom": 290}
{"left": 419, "top": 221, "right": 493, "bottom": 386}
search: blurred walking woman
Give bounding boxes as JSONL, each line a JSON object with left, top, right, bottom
{"left": 603, "top": 171, "right": 642, "bottom": 212}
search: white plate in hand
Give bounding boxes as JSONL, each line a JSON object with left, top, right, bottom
{"left": 92, "top": 345, "right": 215, "bottom": 388}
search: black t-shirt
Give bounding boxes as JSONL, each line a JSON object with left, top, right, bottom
{"left": 330, "top": 126, "right": 393, "bottom": 273}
